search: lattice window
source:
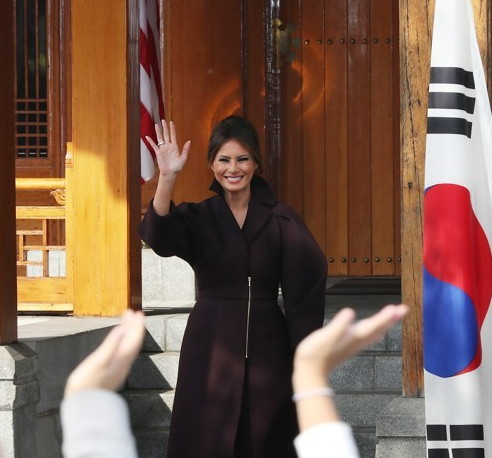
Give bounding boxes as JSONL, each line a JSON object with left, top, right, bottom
{"left": 15, "top": 0, "right": 48, "bottom": 159}
{"left": 16, "top": 219, "right": 66, "bottom": 278}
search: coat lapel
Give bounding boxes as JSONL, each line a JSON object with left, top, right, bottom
{"left": 209, "top": 175, "right": 276, "bottom": 244}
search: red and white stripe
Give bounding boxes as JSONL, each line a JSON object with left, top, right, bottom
{"left": 140, "top": 0, "right": 164, "bottom": 182}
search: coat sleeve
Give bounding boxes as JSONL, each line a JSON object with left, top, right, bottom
{"left": 276, "top": 204, "right": 327, "bottom": 349}
{"left": 138, "top": 199, "right": 198, "bottom": 264}
{"left": 60, "top": 390, "right": 138, "bottom": 458}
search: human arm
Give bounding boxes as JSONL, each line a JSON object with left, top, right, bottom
{"left": 292, "top": 304, "right": 408, "bottom": 458}
{"left": 61, "top": 310, "right": 146, "bottom": 458}
{"left": 147, "top": 120, "right": 191, "bottom": 216}
{"left": 139, "top": 120, "right": 197, "bottom": 261}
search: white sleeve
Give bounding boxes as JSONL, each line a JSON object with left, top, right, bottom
{"left": 61, "top": 389, "right": 138, "bottom": 458}
{"left": 294, "top": 422, "right": 360, "bottom": 458}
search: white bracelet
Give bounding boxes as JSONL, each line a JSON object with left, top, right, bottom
{"left": 292, "top": 387, "right": 334, "bottom": 402}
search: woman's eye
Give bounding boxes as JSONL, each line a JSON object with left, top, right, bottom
{"left": 238, "top": 157, "right": 250, "bottom": 162}
{"left": 218, "top": 158, "right": 229, "bottom": 162}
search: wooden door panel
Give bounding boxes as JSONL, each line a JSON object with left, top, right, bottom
{"left": 168, "top": 0, "right": 242, "bottom": 204}
{"left": 280, "top": 1, "right": 303, "bottom": 213}
{"left": 243, "top": 0, "right": 267, "bottom": 156}
{"left": 370, "top": 0, "right": 397, "bottom": 275}
{"left": 392, "top": 1, "right": 402, "bottom": 276}
{"left": 301, "top": 1, "right": 327, "bottom": 254}
{"left": 347, "top": 0, "right": 371, "bottom": 276}
{"left": 325, "top": 0, "right": 349, "bottom": 275}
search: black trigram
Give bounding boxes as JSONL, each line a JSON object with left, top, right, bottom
{"left": 427, "top": 67, "right": 476, "bottom": 138}
{"left": 427, "top": 423, "right": 484, "bottom": 458}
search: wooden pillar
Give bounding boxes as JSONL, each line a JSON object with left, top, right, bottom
{"left": 400, "top": 0, "right": 490, "bottom": 397}
{"left": 71, "top": 0, "right": 141, "bottom": 316}
{"left": 0, "top": 0, "right": 18, "bottom": 343}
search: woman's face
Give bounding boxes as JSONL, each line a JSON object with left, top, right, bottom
{"left": 210, "top": 139, "right": 258, "bottom": 196}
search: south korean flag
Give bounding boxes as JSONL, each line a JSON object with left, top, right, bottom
{"left": 424, "top": 0, "right": 492, "bottom": 457}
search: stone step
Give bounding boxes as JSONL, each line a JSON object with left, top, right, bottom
{"left": 331, "top": 354, "right": 403, "bottom": 391}
{"left": 142, "top": 314, "right": 188, "bottom": 353}
{"left": 141, "top": 294, "right": 403, "bottom": 351}
{"left": 124, "top": 387, "right": 400, "bottom": 435}
{"left": 124, "top": 389, "right": 174, "bottom": 429}
{"left": 134, "top": 431, "right": 170, "bottom": 458}
{"left": 125, "top": 334, "right": 403, "bottom": 399}
{"left": 124, "top": 389, "right": 173, "bottom": 458}
{"left": 128, "top": 352, "right": 180, "bottom": 390}
{"left": 134, "top": 299, "right": 403, "bottom": 391}
{"left": 133, "top": 323, "right": 402, "bottom": 390}
{"left": 123, "top": 387, "right": 399, "bottom": 458}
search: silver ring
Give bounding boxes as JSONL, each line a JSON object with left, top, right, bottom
{"left": 157, "top": 141, "right": 165, "bottom": 146}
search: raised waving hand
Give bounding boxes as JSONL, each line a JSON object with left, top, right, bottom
{"left": 146, "top": 120, "right": 191, "bottom": 177}
{"left": 148, "top": 121, "right": 191, "bottom": 216}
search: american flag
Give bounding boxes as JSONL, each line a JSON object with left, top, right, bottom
{"left": 423, "top": 0, "right": 492, "bottom": 455}
{"left": 140, "top": 0, "right": 164, "bottom": 182}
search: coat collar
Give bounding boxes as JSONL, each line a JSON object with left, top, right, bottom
{"left": 209, "top": 174, "right": 276, "bottom": 243}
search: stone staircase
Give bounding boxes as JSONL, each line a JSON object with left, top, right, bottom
{"left": 124, "top": 283, "right": 403, "bottom": 458}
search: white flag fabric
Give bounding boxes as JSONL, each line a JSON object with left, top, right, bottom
{"left": 423, "top": 0, "right": 492, "bottom": 456}
{"left": 139, "top": 0, "right": 164, "bottom": 182}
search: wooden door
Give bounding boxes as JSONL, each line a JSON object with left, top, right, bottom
{"left": 280, "top": 0, "right": 401, "bottom": 277}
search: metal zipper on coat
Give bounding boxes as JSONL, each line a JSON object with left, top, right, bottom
{"left": 245, "top": 276, "right": 252, "bottom": 359}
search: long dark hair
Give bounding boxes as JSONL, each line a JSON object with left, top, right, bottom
{"left": 207, "top": 115, "right": 263, "bottom": 173}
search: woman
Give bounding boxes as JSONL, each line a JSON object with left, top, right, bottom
{"left": 139, "top": 116, "right": 327, "bottom": 458}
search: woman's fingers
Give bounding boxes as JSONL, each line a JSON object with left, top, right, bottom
{"left": 146, "top": 136, "right": 158, "bottom": 152}
{"left": 161, "top": 119, "right": 170, "bottom": 144}
{"left": 153, "top": 120, "right": 170, "bottom": 145}
{"left": 334, "top": 304, "right": 408, "bottom": 364}
{"left": 169, "top": 120, "right": 177, "bottom": 144}
{"left": 116, "top": 310, "right": 146, "bottom": 362}
{"left": 154, "top": 122, "right": 163, "bottom": 143}
{"left": 351, "top": 304, "right": 408, "bottom": 348}
{"left": 181, "top": 140, "right": 191, "bottom": 161}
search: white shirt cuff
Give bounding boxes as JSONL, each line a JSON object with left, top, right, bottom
{"left": 294, "top": 422, "right": 360, "bottom": 458}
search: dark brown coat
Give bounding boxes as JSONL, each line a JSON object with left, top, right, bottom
{"left": 139, "top": 175, "right": 327, "bottom": 458}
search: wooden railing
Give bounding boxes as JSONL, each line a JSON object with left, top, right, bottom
{"left": 15, "top": 148, "right": 74, "bottom": 312}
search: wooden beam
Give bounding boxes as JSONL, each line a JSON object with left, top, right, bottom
{"left": 71, "top": 0, "right": 141, "bottom": 316}
{"left": 15, "top": 178, "right": 65, "bottom": 191}
{"left": 0, "top": 0, "right": 18, "bottom": 343}
{"left": 400, "top": 0, "right": 490, "bottom": 397}
{"left": 16, "top": 207, "right": 65, "bottom": 219}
